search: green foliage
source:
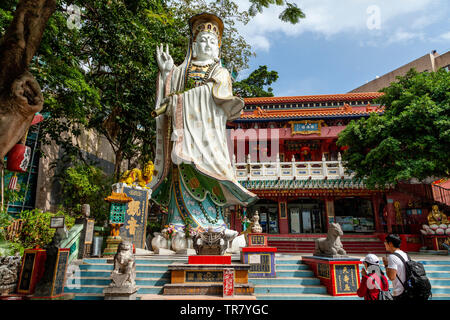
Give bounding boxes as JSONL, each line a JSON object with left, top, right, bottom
{"left": 56, "top": 161, "right": 113, "bottom": 226}
{"left": 248, "top": 0, "right": 306, "bottom": 24}
{"left": 233, "top": 65, "right": 279, "bottom": 98}
{"left": 17, "top": 209, "right": 75, "bottom": 249}
{"left": 337, "top": 68, "right": 450, "bottom": 188}
{"left": 0, "top": 211, "right": 14, "bottom": 241}
{"left": 147, "top": 220, "right": 162, "bottom": 236}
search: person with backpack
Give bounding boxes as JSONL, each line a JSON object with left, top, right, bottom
{"left": 357, "top": 254, "right": 391, "bottom": 300}
{"left": 382, "top": 233, "right": 432, "bottom": 300}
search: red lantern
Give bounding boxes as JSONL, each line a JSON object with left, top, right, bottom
{"left": 8, "top": 173, "right": 18, "bottom": 190}
{"left": 340, "top": 145, "right": 349, "bottom": 151}
{"left": 300, "top": 146, "right": 310, "bottom": 155}
{"left": 6, "top": 144, "right": 31, "bottom": 173}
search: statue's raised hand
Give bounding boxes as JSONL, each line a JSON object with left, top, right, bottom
{"left": 156, "top": 43, "right": 174, "bottom": 77}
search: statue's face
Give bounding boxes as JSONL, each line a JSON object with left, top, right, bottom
{"left": 193, "top": 31, "right": 219, "bottom": 61}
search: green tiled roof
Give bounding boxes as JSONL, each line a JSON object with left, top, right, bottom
{"left": 239, "top": 178, "right": 366, "bottom": 190}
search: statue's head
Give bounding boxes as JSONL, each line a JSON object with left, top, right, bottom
{"left": 118, "top": 240, "right": 133, "bottom": 253}
{"left": 330, "top": 223, "right": 343, "bottom": 237}
{"left": 189, "top": 13, "right": 223, "bottom": 62}
{"left": 432, "top": 205, "right": 438, "bottom": 212}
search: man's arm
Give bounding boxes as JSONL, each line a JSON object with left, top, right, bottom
{"left": 385, "top": 267, "right": 397, "bottom": 281}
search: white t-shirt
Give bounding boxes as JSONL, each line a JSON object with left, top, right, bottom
{"left": 387, "top": 249, "right": 408, "bottom": 296}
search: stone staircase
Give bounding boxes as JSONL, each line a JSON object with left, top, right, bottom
{"left": 64, "top": 256, "right": 181, "bottom": 300}
{"left": 65, "top": 254, "right": 450, "bottom": 300}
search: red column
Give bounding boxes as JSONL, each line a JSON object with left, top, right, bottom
{"left": 385, "top": 199, "right": 395, "bottom": 233}
{"left": 371, "top": 193, "right": 382, "bottom": 233}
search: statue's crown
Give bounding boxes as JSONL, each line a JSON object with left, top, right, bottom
{"left": 189, "top": 13, "right": 224, "bottom": 47}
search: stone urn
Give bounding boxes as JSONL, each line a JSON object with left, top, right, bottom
{"left": 151, "top": 232, "right": 168, "bottom": 252}
{"left": 172, "top": 232, "right": 187, "bottom": 252}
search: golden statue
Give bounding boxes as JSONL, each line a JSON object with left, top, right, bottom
{"left": 427, "top": 205, "right": 449, "bottom": 226}
{"left": 119, "top": 161, "right": 154, "bottom": 189}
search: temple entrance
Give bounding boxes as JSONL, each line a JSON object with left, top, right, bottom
{"left": 334, "top": 197, "right": 375, "bottom": 233}
{"left": 287, "top": 199, "right": 325, "bottom": 234}
{"left": 247, "top": 199, "right": 279, "bottom": 234}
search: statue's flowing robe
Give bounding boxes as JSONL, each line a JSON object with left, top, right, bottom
{"left": 150, "top": 53, "right": 258, "bottom": 232}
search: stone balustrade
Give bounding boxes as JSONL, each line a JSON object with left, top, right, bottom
{"left": 233, "top": 153, "right": 354, "bottom": 181}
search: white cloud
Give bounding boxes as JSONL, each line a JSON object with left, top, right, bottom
{"left": 234, "top": 0, "right": 443, "bottom": 52}
{"left": 387, "top": 30, "right": 425, "bottom": 44}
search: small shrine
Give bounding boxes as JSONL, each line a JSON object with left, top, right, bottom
{"left": 163, "top": 227, "right": 254, "bottom": 297}
{"left": 302, "top": 223, "right": 362, "bottom": 296}
{"left": 240, "top": 211, "right": 278, "bottom": 278}
{"left": 103, "top": 192, "right": 133, "bottom": 256}
{"left": 421, "top": 205, "right": 450, "bottom": 251}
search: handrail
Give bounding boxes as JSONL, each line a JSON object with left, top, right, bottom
{"left": 234, "top": 158, "right": 352, "bottom": 181}
{"left": 60, "top": 224, "right": 84, "bottom": 264}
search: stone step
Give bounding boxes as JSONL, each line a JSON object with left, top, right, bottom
{"left": 68, "top": 277, "right": 170, "bottom": 286}
{"left": 77, "top": 270, "right": 170, "bottom": 278}
{"left": 274, "top": 270, "right": 315, "bottom": 277}
{"left": 275, "top": 264, "right": 310, "bottom": 270}
{"left": 254, "top": 284, "right": 327, "bottom": 294}
{"left": 254, "top": 293, "right": 359, "bottom": 300}
{"left": 65, "top": 284, "right": 164, "bottom": 295}
{"left": 250, "top": 277, "right": 320, "bottom": 285}
{"left": 79, "top": 264, "right": 171, "bottom": 271}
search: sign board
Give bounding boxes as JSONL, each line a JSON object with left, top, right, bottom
{"left": 51, "top": 249, "right": 70, "bottom": 296}
{"left": 84, "top": 219, "right": 95, "bottom": 245}
{"left": 290, "top": 208, "right": 300, "bottom": 233}
{"left": 223, "top": 268, "right": 234, "bottom": 297}
{"left": 50, "top": 216, "right": 65, "bottom": 228}
{"left": 248, "top": 254, "right": 261, "bottom": 264}
{"left": 17, "top": 249, "right": 46, "bottom": 294}
{"left": 333, "top": 264, "right": 359, "bottom": 295}
{"left": 119, "top": 186, "right": 150, "bottom": 248}
{"left": 290, "top": 120, "right": 325, "bottom": 135}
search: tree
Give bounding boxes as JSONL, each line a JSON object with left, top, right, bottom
{"left": 0, "top": 0, "right": 56, "bottom": 164}
{"left": 337, "top": 68, "right": 450, "bottom": 188}
{"left": 1, "top": 0, "right": 305, "bottom": 181}
{"left": 233, "top": 65, "right": 278, "bottom": 98}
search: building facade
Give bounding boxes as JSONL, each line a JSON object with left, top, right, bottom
{"left": 225, "top": 92, "right": 443, "bottom": 250}
{"left": 350, "top": 50, "right": 450, "bottom": 93}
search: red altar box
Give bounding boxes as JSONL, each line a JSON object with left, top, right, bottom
{"left": 302, "top": 256, "right": 362, "bottom": 296}
{"left": 223, "top": 268, "right": 235, "bottom": 297}
{"left": 246, "top": 233, "right": 268, "bottom": 247}
{"left": 188, "top": 255, "right": 231, "bottom": 265}
{"left": 17, "top": 248, "right": 47, "bottom": 295}
{"left": 424, "top": 235, "right": 449, "bottom": 251}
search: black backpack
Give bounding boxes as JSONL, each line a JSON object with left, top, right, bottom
{"left": 392, "top": 252, "right": 432, "bottom": 300}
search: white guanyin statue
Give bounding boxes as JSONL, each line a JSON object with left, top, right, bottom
{"left": 148, "top": 12, "right": 258, "bottom": 236}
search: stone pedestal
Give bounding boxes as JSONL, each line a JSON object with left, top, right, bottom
{"left": 103, "top": 236, "right": 122, "bottom": 256}
{"left": 163, "top": 263, "right": 254, "bottom": 296}
{"left": 104, "top": 286, "right": 138, "bottom": 300}
{"left": 302, "top": 256, "right": 362, "bottom": 296}
{"left": 240, "top": 233, "right": 277, "bottom": 278}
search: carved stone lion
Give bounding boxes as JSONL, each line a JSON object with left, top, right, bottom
{"left": 110, "top": 240, "right": 136, "bottom": 288}
{"left": 314, "top": 223, "right": 347, "bottom": 257}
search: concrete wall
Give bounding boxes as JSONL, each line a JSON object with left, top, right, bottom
{"left": 35, "top": 127, "right": 117, "bottom": 212}
{"left": 350, "top": 51, "right": 449, "bottom": 93}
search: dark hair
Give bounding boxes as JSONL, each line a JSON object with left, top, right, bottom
{"left": 385, "top": 233, "right": 401, "bottom": 248}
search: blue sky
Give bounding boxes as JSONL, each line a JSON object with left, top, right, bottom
{"left": 234, "top": 0, "right": 450, "bottom": 96}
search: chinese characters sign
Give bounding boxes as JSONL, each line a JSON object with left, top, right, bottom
{"left": 334, "top": 264, "right": 358, "bottom": 294}
{"left": 119, "top": 186, "right": 150, "bottom": 248}
{"left": 290, "top": 120, "right": 325, "bottom": 135}
{"left": 223, "top": 268, "right": 234, "bottom": 297}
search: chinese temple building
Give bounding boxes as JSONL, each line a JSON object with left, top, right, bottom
{"left": 226, "top": 92, "right": 442, "bottom": 253}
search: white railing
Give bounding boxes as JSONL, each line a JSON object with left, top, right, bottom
{"left": 233, "top": 153, "right": 353, "bottom": 181}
